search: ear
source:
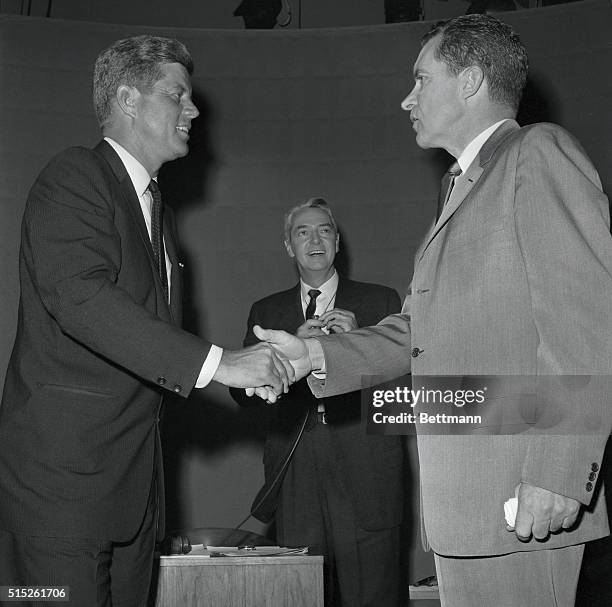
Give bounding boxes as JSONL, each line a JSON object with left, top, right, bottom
{"left": 284, "top": 239, "right": 295, "bottom": 258}
{"left": 335, "top": 233, "right": 340, "bottom": 253}
{"left": 460, "top": 66, "right": 484, "bottom": 101}
{"left": 116, "top": 85, "right": 140, "bottom": 118}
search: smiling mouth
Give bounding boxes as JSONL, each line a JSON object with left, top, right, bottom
{"left": 176, "top": 125, "right": 190, "bottom": 136}
{"left": 308, "top": 250, "right": 326, "bottom": 256}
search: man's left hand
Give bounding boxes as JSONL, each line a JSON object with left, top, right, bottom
{"left": 509, "top": 482, "right": 581, "bottom": 542}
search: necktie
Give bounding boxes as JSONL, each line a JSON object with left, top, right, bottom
{"left": 436, "top": 162, "right": 462, "bottom": 222}
{"left": 147, "top": 180, "right": 169, "bottom": 302}
{"left": 305, "top": 289, "right": 321, "bottom": 320}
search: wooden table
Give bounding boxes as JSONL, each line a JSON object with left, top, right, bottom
{"left": 154, "top": 553, "right": 324, "bottom": 607}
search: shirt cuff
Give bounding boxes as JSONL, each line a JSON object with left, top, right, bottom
{"left": 195, "top": 345, "right": 224, "bottom": 388}
{"left": 307, "top": 338, "right": 326, "bottom": 379}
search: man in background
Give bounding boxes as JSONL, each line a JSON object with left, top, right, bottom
{"left": 232, "top": 198, "right": 404, "bottom": 606}
{"left": 0, "top": 35, "right": 290, "bottom": 606}
{"left": 254, "top": 15, "right": 612, "bottom": 607}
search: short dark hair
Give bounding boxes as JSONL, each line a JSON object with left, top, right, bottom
{"left": 93, "top": 35, "right": 194, "bottom": 127}
{"left": 284, "top": 197, "right": 337, "bottom": 243}
{"left": 423, "top": 14, "right": 528, "bottom": 111}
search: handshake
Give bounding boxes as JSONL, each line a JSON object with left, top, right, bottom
{"left": 212, "top": 325, "right": 324, "bottom": 402}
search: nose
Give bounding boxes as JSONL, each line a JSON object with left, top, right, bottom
{"left": 183, "top": 98, "right": 200, "bottom": 120}
{"left": 401, "top": 87, "right": 417, "bottom": 112}
{"left": 311, "top": 231, "right": 321, "bottom": 244}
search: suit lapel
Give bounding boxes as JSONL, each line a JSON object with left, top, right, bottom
{"left": 418, "top": 120, "right": 520, "bottom": 260}
{"left": 94, "top": 141, "right": 173, "bottom": 318}
{"left": 281, "top": 285, "right": 304, "bottom": 330}
{"left": 163, "top": 216, "right": 181, "bottom": 323}
{"left": 334, "top": 276, "right": 359, "bottom": 315}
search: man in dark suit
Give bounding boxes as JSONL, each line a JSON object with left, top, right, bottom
{"left": 252, "top": 15, "right": 612, "bottom": 607}
{"left": 0, "top": 35, "right": 291, "bottom": 606}
{"left": 232, "top": 198, "right": 404, "bottom": 607}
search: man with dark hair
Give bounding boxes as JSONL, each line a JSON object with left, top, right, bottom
{"left": 232, "top": 198, "right": 404, "bottom": 606}
{"left": 253, "top": 14, "right": 612, "bottom": 607}
{"left": 0, "top": 35, "right": 291, "bottom": 606}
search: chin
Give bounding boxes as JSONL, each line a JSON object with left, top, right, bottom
{"left": 415, "top": 134, "right": 433, "bottom": 149}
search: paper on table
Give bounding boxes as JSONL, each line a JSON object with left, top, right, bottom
{"left": 207, "top": 545, "right": 309, "bottom": 557}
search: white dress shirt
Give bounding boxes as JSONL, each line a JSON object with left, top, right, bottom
{"left": 300, "top": 270, "right": 339, "bottom": 323}
{"left": 455, "top": 119, "right": 510, "bottom": 178}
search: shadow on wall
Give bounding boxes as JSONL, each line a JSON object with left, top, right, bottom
{"left": 159, "top": 87, "right": 215, "bottom": 340}
{"left": 158, "top": 85, "right": 272, "bottom": 531}
{"left": 517, "top": 74, "right": 559, "bottom": 126}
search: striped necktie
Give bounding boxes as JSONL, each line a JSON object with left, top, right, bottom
{"left": 305, "top": 289, "right": 321, "bottom": 320}
{"left": 147, "top": 180, "right": 169, "bottom": 302}
{"left": 436, "top": 161, "right": 462, "bottom": 222}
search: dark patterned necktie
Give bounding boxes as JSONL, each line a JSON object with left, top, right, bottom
{"left": 147, "top": 180, "right": 169, "bottom": 302}
{"left": 436, "top": 162, "right": 462, "bottom": 222}
{"left": 305, "top": 289, "right": 321, "bottom": 320}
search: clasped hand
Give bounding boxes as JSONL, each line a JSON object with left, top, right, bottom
{"left": 213, "top": 341, "right": 295, "bottom": 399}
{"left": 295, "top": 308, "right": 357, "bottom": 337}
{"left": 243, "top": 325, "right": 316, "bottom": 402}
{"left": 506, "top": 482, "right": 581, "bottom": 542}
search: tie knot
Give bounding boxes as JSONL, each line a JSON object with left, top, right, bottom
{"left": 148, "top": 179, "right": 162, "bottom": 201}
{"left": 308, "top": 289, "right": 321, "bottom": 301}
{"left": 448, "top": 162, "right": 462, "bottom": 177}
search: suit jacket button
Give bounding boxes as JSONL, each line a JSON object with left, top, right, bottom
{"left": 158, "top": 377, "right": 167, "bottom": 385}
{"left": 586, "top": 482, "right": 593, "bottom": 492}
{"left": 591, "top": 463, "right": 599, "bottom": 472}
{"left": 589, "top": 472, "right": 597, "bottom": 481}
{"left": 411, "top": 347, "right": 423, "bottom": 358}
{"left": 173, "top": 384, "right": 183, "bottom": 393}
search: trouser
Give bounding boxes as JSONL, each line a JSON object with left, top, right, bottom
{"left": 0, "top": 488, "right": 157, "bottom": 607}
{"left": 276, "top": 422, "right": 401, "bottom": 607}
{"left": 434, "top": 543, "right": 584, "bottom": 607}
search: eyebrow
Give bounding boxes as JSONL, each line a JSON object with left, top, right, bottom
{"left": 293, "top": 222, "right": 334, "bottom": 231}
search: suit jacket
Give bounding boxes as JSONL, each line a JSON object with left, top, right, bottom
{"left": 231, "top": 276, "right": 404, "bottom": 530}
{"left": 310, "top": 121, "right": 612, "bottom": 556}
{"left": 0, "top": 141, "right": 208, "bottom": 541}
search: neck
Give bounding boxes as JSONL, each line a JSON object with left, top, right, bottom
{"left": 301, "top": 267, "right": 335, "bottom": 289}
{"left": 103, "top": 128, "right": 160, "bottom": 177}
{"left": 447, "top": 107, "right": 514, "bottom": 159}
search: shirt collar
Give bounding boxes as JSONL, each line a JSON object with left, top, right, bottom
{"left": 455, "top": 119, "right": 510, "bottom": 174}
{"left": 300, "top": 269, "right": 339, "bottom": 302}
{"left": 104, "top": 137, "right": 152, "bottom": 198}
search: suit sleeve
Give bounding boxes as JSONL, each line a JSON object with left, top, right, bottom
{"left": 23, "top": 149, "right": 209, "bottom": 396}
{"left": 513, "top": 125, "right": 612, "bottom": 504}
{"left": 308, "top": 312, "right": 412, "bottom": 398}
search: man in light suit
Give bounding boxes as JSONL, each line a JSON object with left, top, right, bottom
{"left": 232, "top": 198, "right": 403, "bottom": 606}
{"left": 0, "top": 35, "right": 291, "bottom": 606}
{"left": 251, "top": 15, "right": 612, "bottom": 607}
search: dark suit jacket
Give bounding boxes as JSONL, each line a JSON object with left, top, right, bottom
{"left": 231, "top": 276, "right": 404, "bottom": 530}
{"left": 0, "top": 141, "right": 208, "bottom": 541}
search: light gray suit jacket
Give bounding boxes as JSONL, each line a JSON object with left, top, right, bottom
{"left": 310, "top": 120, "right": 612, "bottom": 557}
